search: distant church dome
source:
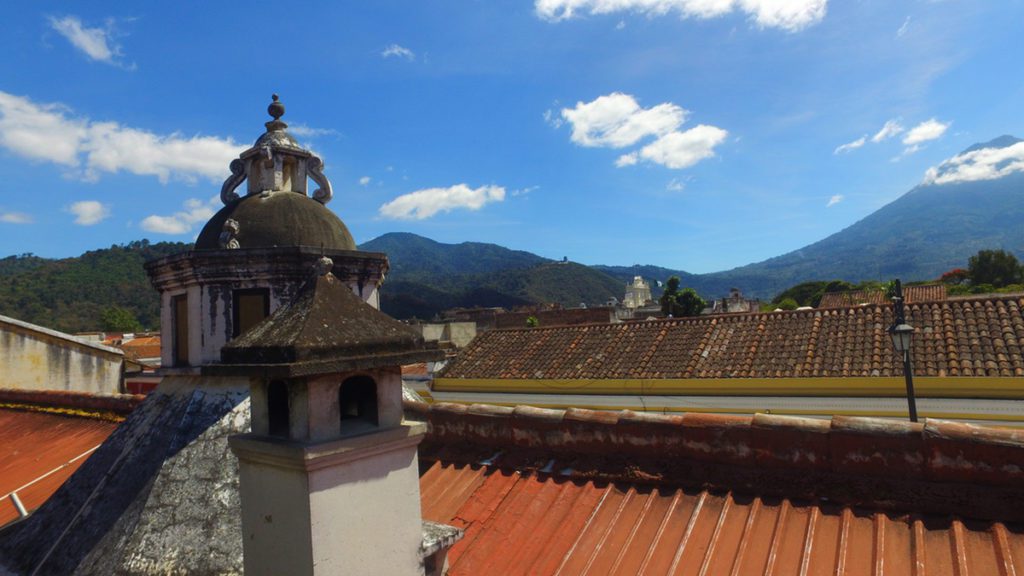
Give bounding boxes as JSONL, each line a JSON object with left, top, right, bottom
{"left": 194, "top": 94, "right": 355, "bottom": 251}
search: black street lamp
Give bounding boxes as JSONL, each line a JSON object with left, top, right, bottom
{"left": 888, "top": 280, "right": 919, "bottom": 423}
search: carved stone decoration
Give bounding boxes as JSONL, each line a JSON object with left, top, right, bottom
{"left": 314, "top": 256, "right": 334, "bottom": 276}
{"left": 219, "top": 218, "right": 241, "bottom": 249}
{"left": 308, "top": 155, "right": 333, "bottom": 204}
{"left": 220, "top": 159, "right": 246, "bottom": 205}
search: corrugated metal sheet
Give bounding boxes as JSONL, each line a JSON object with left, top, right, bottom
{"left": 420, "top": 461, "right": 1024, "bottom": 575}
{"left": 0, "top": 409, "right": 117, "bottom": 527}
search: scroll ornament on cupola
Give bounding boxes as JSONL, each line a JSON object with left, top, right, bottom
{"left": 196, "top": 94, "right": 356, "bottom": 252}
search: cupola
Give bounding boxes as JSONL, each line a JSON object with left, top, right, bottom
{"left": 195, "top": 94, "right": 355, "bottom": 251}
{"left": 146, "top": 95, "right": 387, "bottom": 370}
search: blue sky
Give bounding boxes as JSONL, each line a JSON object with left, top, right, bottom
{"left": 1, "top": 1, "right": 1023, "bottom": 273}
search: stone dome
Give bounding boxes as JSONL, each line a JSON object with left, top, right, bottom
{"left": 195, "top": 191, "right": 356, "bottom": 251}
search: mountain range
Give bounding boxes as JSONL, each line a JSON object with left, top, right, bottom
{"left": 363, "top": 136, "right": 1024, "bottom": 317}
{"left": 1, "top": 137, "right": 1021, "bottom": 328}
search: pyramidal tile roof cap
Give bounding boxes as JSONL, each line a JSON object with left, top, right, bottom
{"left": 215, "top": 262, "right": 443, "bottom": 377}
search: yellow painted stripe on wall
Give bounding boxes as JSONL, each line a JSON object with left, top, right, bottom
{"left": 433, "top": 377, "right": 1024, "bottom": 399}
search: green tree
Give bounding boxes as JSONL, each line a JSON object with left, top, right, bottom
{"left": 776, "top": 297, "right": 799, "bottom": 311}
{"left": 525, "top": 315, "right": 539, "bottom": 328}
{"left": 771, "top": 280, "right": 854, "bottom": 308}
{"left": 968, "top": 249, "right": 1024, "bottom": 288}
{"left": 660, "top": 276, "right": 707, "bottom": 317}
{"left": 101, "top": 306, "right": 142, "bottom": 332}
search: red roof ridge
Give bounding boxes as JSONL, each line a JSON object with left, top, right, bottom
{"left": 408, "top": 400, "right": 1024, "bottom": 520}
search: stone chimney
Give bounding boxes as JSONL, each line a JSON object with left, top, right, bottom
{"left": 211, "top": 254, "right": 455, "bottom": 575}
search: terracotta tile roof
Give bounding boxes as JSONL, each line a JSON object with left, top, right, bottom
{"left": 441, "top": 295, "right": 1024, "bottom": 379}
{"left": 818, "top": 284, "right": 947, "bottom": 308}
{"left": 414, "top": 402, "right": 1024, "bottom": 575}
{"left": 118, "top": 336, "right": 161, "bottom": 362}
{"left": 817, "top": 290, "right": 889, "bottom": 308}
{"left": 0, "top": 409, "right": 117, "bottom": 528}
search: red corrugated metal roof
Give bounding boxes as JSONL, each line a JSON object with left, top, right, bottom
{"left": 420, "top": 462, "right": 1024, "bottom": 575}
{"left": 402, "top": 362, "right": 429, "bottom": 376}
{"left": 0, "top": 409, "right": 117, "bottom": 527}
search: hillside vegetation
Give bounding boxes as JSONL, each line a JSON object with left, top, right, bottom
{"left": 0, "top": 241, "right": 189, "bottom": 333}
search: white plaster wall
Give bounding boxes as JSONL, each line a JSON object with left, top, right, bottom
{"left": 0, "top": 324, "right": 122, "bottom": 393}
{"left": 417, "top": 323, "right": 476, "bottom": 348}
{"left": 445, "top": 322, "right": 477, "bottom": 348}
{"left": 308, "top": 444, "right": 423, "bottom": 576}
{"left": 237, "top": 460, "right": 314, "bottom": 575}
{"left": 419, "top": 324, "right": 445, "bottom": 342}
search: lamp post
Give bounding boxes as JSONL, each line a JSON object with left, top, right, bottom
{"left": 888, "top": 280, "right": 918, "bottom": 423}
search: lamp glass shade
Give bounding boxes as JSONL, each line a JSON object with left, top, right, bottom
{"left": 889, "top": 323, "right": 914, "bottom": 353}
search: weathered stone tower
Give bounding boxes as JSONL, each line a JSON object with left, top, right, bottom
{"left": 0, "top": 96, "right": 453, "bottom": 575}
{"left": 213, "top": 255, "right": 443, "bottom": 574}
{"left": 148, "top": 93, "right": 387, "bottom": 369}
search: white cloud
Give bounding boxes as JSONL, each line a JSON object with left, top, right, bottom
{"left": 616, "top": 153, "right": 639, "bottom": 167}
{"left": 68, "top": 200, "right": 110, "bottom": 225}
{"left": 902, "top": 118, "right": 949, "bottom": 146}
{"left": 359, "top": 176, "right": 371, "bottom": 186}
{"left": 559, "top": 92, "right": 727, "bottom": 169}
{"left": 897, "top": 16, "right": 911, "bottom": 38}
{"left": 0, "top": 91, "right": 245, "bottom": 183}
{"left": 381, "top": 44, "right": 415, "bottom": 60}
{"left": 140, "top": 196, "right": 219, "bottom": 235}
{"left": 834, "top": 135, "right": 866, "bottom": 154}
{"left": 871, "top": 119, "right": 903, "bottom": 143}
{"left": 826, "top": 194, "right": 843, "bottom": 207}
{"left": 543, "top": 109, "right": 564, "bottom": 128}
{"left": 511, "top": 185, "right": 540, "bottom": 197}
{"left": 666, "top": 178, "right": 686, "bottom": 192}
{"left": 616, "top": 20, "right": 626, "bottom": 29}
{"left": 535, "top": 0, "right": 828, "bottom": 32}
{"left": 621, "top": 124, "right": 728, "bottom": 169}
{"left": 923, "top": 141, "right": 1024, "bottom": 186}
{"left": 49, "top": 16, "right": 114, "bottom": 61}
{"left": 288, "top": 123, "right": 337, "bottom": 138}
{"left": 48, "top": 16, "right": 132, "bottom": 68}
{"left": 379, "top": 184, "right": 505, "bottom": 220}
{"left": 0, "top": 212, "right": 32, "bottom": 224}
{"left": 562, "top": 93, "right": 686, "bottom": 148}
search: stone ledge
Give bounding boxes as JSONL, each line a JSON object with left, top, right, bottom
{"left": 229, "top": 422, "right": 426, "bottom": 472}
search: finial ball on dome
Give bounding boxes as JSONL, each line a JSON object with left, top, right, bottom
{"left": 268, "top": 94, "right": 285, "bottom": 120}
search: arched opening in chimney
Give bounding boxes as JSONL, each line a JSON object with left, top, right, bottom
{"left": 267, "top": 380, "right": 290, "bottom": 437}
{"left": 339, "top": 375, "right": 378, "bottom": 432}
